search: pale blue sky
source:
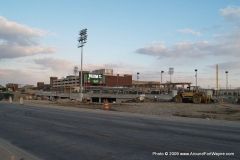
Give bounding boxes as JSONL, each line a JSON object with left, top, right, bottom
{"left": 0, "top": 0, "right": 240, "bottom": 88}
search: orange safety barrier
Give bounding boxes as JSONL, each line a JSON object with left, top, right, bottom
{"left": 102, "top": 99, "right": 111, "bottom": 110}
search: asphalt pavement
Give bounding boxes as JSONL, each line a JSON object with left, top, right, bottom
{"left": 0, "top": 103, "right": 239, "bottom": 160}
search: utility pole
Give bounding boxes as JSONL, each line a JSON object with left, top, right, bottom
{"left": 78, "top": 28, "right": 87, "bottom": 102}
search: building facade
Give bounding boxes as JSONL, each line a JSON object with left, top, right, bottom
{"left": 50, "top": 77, "right": 58, "bottom": 88}
{"left": 104, "top": 74, "right": 132, "bottom": 87}
{"left": 37, "top": 82, "right": 45, "bottom": 90}
{"left": 92, "top": 69, "right": 113, "bottom": 75}
{"left": 51, "top": 69, "right": 132, "bottom": 92}
{"left": 6, "top": 83, "right": 18, "bottom": 91}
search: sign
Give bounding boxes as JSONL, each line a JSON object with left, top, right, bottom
{"left": 87, "top": 74, "right": 103, "bottom": 85}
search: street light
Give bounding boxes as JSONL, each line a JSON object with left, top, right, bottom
{"left": 78, "top": 28, "right": 87, "bottom": 102}
{"left": 195, "top": 69, "right": 198, "bottom": 91}
{"left": 161, "top": 71, "right": 164, "bottom": 83}
{"left": 225, "top": 71, "right": 228, "bottom": 89}
{"left": 137, "top": 72, "right": 140, "bottom": 95}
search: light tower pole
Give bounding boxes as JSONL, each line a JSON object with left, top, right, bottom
{"left": 195, "top": 69, "right": 198, "bottom": 90}
{"left": 161, "top": 71, "right": 164, "bottom": 83}
{"left": 74, "top": 66, "right": 79, "bottom": 92}
{"left": 225, "top": 71, "right": 228, "bottom": 89}
{"left": 78, "top": 28, "right": 87, "bottom": 102}
{"left": 168, "top": 67, "right": 174, "bottom": 83}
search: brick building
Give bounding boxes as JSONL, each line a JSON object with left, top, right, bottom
{"left": 104, "top": 74, "right": 132, "bottom": 87}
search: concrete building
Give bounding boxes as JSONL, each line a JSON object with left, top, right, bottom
{"left": 216, "top": 89, "right": 240, "bottom": 97}
{"left": 132, "top": 80, "right": 161, "bottom": 93}
{"left": 50, "top": 77, "right": 58, "bottom": 88}
{"left": 92, "top": 69, "right": 113, "bottom": 75}
{"left": 52, "top": 75, "right": 80, "bottom": 92}
{"left": 37, "top": 82, "right": 45, "bottom": 90}
{"left": 132, "top": 81, "right": 192, "bottom": 93}
{"left": 51, "top": 69, "right": 132, "bottom": 92}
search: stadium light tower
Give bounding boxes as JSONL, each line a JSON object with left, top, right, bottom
{"left": 195, "top": 69, "right": 198, "bottom": 91}
{"left": 161, "top": 70, "right": 164, "bottom": 83}
{"left": 225, "top": 71, "right": 229, "bottom": 89}
{"left": 168, "top": 67, "right": 174, "bottom": 83}
{"left": 78, "top": 28, "right": 87, "bottom": 102}
{"left": 137, "top": 72, "right": 140, "bottom": 81}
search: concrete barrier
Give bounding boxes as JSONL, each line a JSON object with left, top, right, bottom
{"left": 19, "top": 97, "right": 23, "bottom": 105}
{"left": 9, "top": 97, "right": 12, "bottom": 104}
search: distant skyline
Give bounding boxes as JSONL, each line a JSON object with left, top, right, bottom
{"left": 1, "top": 0, "right": 240, "bottom": 88}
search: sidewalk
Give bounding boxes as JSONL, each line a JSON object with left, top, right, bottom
{"left": 0, "top": 138, "right": 41, "bottom": 160}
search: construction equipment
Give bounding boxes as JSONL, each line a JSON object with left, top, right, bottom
{"left": 174, "top": 87, "right": 212, "bottom": 104}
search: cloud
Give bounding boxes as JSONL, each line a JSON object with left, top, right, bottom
{"left": 0, "top": 44, "right": 55, "bottom": 59}
{"left": 83, "top": 63, "right": 136, "bottom": 75}
{"left": 34, "top": 57, "right": 72, "bottom": 71}
{"left": 136, "top": 43, "right": 167, "bottom": 57}
{"left": 136, "top": 6, "right": 240, "bottom": 60}
{"left": 0, "top": 68, "right": 48, "bottom": 85}
{"left": 177, "top": 28, "right": 201, "bottom": 36}
{"left": 220, "top": 6, "right": 240, "bottom": 23}
{"left": 209, "top": 61, "right": 240, "bottom": 71}
{"left": 136, "top": 41, "right": 213, "bottom": 58}
{"left": 0, "top": 16, "right": 55, "bottom": 59}
{"left": 34, "top": 57, "right": 139, "bottom": 75}
{"left": 136, "top": 26, "right": 240, "bottom": 59}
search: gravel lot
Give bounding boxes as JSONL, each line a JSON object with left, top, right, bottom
{"left": 15, "top": 100, "right": 240, "bottom": 121}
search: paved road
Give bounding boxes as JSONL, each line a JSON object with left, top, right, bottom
{"left": 0, "top": 103, "right": 239, "bottom": 160}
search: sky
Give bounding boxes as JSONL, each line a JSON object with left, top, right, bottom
{"left": 0, "top": 0, "right": 240, "bottom": 89}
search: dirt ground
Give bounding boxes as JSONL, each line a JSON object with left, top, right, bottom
{"left": 19, "top": 99, "right": 240, "bottom": 121}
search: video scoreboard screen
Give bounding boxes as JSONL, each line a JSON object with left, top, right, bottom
{"left": 86, "top": 74, "right": 103, "bottom": 85}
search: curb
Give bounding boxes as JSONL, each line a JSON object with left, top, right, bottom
{"left": 0, "top": 138, "right": 41, "bottom": 160}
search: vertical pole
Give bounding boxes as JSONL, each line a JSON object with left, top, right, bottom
{"left": 75, "top": 69, "right": 77, "bottom": 93}
{"left": 137, "top": 72, "right": 139, "bottom": 95}
{"left": 196, "top": 73, "right": 197, "bottom": 89}
{"left": 161, "top": 71, "right": 163, "bottom": 83}
{"left": 216, "top": 64, "right": 219, "bottom": 97}
{"left": 227, "top": 73, "right": 228, "bottom": 90}
{"left": 80, "top": 46, "right": 83, "bottom": 102}
{"left": 226, "top": 71, "right": 228, "bottom": 90}
{"left": 216, "top": 64, "right": 218, "bottom": 90}
{"left": 195, "top": 69, "right": 198, "bottom": 91}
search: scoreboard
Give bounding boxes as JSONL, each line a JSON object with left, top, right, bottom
{"left": 85, "top": 73, "right": 103, "bottom": 85}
